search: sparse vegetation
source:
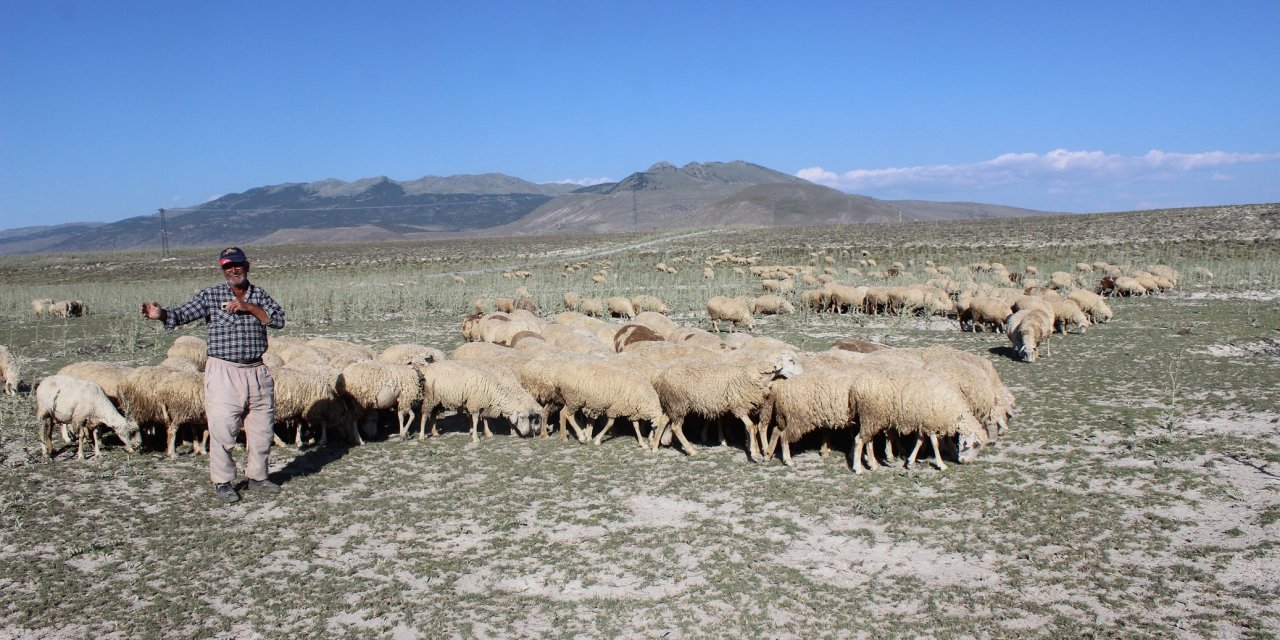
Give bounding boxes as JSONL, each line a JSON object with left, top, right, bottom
{"left": 0, "top": 203, "right": 1277, "bottom": 638}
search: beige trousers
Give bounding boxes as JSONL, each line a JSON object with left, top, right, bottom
{"left": 204, "top": 357, "right": 275, "bottom": 485}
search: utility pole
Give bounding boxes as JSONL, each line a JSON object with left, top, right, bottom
{"left": 158, "top": 208, "right": 170, "bottom": 259}
{"left": 632, "top": 189, "right": 639, "bottom": 228}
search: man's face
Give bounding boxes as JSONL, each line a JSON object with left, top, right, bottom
{"left": 222, "top": 262, "right": 249, "bottom": 287}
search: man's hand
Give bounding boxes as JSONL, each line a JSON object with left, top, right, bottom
{"left": 141, "top": 302, "right": 165, "bottom": 321}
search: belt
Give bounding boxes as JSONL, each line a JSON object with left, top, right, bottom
{"left": 211, "top": 356, "right": 264, "bottom": 366}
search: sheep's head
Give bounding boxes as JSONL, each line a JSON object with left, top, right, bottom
{"left": 772, "top": 352, "right": 804, "bottom": 379}
{"left": 119, "top": 418, "right": 142, "bottom": 452}
{"left": 507, "top": 411, "right": 537, "bottom": 437}
{"left": 956, "top": 415, "right": 988, "bottom": 464}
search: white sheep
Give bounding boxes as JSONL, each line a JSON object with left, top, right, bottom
{"left": 606, "top": 296, "right": 636, "bottom": 319}
{"left": 1006, "top": 309, "right": 1053, "bottom": 362}
{"left": 337, "top": 360, "right": 423, "bottom": 440}
{"left": 849, "top": 364, "right": 988, "bottom": 473}
{"left": 167, "top": 335, "right": 208, "bottom": 371}
{"left": 631, "top": 294, "right": 669, "bottom": 315}
{"left": 31, "top": 298, "right": 54, "bottom": 317}
{"left": 613, "top": 323, "right": 666, "bottom": 353}
{"left": 631, "top": 311, "right": 679, "bottom": 339}
{"left": 761, "top": 366, "right": 862, "bottom": 467}
{"left": 378, "top": 343, "right": 446, "bottom": 368}
{"left": 1066, "top": 289, "right": 1114, "bottom": 324}
{"left": 419, "top": 360, "right": 540, "bottom": 442}
{"left": 750, "top": 295, "right": 795, "bottom": 315}
{"left": 56, "top": 361, "right": 131, "bottom": 403}
{"left": 118, "top": 366, "right": 205, "bottom": 458}
{"left": 0, "top": 345, "right": 20, "bottom": 396}
{"left": 269, "top": 366, "right": 354, "bottom": 447}
{"left": 706, "top": 296, "right": 755, "bottom": 332}
{"left": 36, "top": 375, "right": 141, "bottom": 459}
{"left": 553, "top": 358, "right": 669, "bottom": 448}
{"left": 651, "top": 351, "right": 804, "bottom": 460}
{"left": 959, "top": 297, "right": 1013, "bottom": 332}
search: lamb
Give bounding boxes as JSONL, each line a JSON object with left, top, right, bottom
{"left": 337, "top": 361, "right": 423, "bottom": 440}
{"left": 606, "top": 296, "right": 636, "bottom": 319}
{"left": 167, "top": 336, "right": 208, "bottom": 371}
{"left": 750, "top": 295, "right": 795, "bottom": 315}
{"left": 651, "top": 351, "right": 804, "bottom": 460}
{"left": 614, "top": 323, "right": 665, "bottom": 352}
{"left": 849, "top": 364, "right": 988, "bottom": 473}
{"left": 419, "top": 360, "right": 540, "bottom": 441}
{"left": 1006, "top": 309, "right": 1053, "bottom": 362}
{"left": 631, "top": 294, "right": 669, "bottom": 315}
{"left": 959, "top": 297, "right": 1014, "bottom": 333}
{"left": 553, "top": 359, "right": 669, "bottom": 448}
{"left": 36, "top": 375, "right": 141, "bottom": 459}
{"left": 0, "top": 345, "right": 20, "bottom": 396}
{"left": 118, "top": 366, "right": 205, "bottom": 458}
{"left": 706, "top": 296, "right": 755, "bottom": 332}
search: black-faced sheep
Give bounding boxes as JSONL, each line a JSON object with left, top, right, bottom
{"left": 36, "top": 375, "right": 141, "bottom": 459}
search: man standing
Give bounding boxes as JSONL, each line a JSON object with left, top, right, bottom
{"left": 141, "top": 247, "right": 286, "bottom": 503}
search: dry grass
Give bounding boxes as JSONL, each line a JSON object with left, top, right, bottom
{"left": 0, "top": 203, "right": 1277, "bottom": 639}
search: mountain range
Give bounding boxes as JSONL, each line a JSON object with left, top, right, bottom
{"left": 0, "top": 160, "right": 1060, "bottom": 254}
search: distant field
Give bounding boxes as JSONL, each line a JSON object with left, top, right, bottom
{"left": 1, "top": 204, "right": 1277, "bottom": 639}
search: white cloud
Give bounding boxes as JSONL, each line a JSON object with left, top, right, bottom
{"left": 553, "top": 176, "right": 614, "bottom": 186}
{"left": 797, "top": 149, "right": 1280, "bottom": 192}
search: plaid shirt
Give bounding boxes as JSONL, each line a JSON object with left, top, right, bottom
{"left": 164, "top": 282, "right": 285, "bottom": 363}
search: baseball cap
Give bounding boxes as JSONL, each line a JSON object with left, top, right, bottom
{"left": 218, "top": 247, "right": 248, "bottom": 266}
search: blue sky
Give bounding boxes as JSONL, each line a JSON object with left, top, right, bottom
{"left": 2, "top": 1, "right": 1278, "bottom": 229}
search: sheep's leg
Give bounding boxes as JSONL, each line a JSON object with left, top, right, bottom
{"left": 669, "top": 418, "right": 699, "bottom": 456}
{"left": 929, "top": 434, "right": 948, "bottom": 471}
{"left": 166, "top": 423, "right": 178, "bottom": 459}
{"left": 852, "top": 434, "right": 868, "bottom": 474}
{"left": 557, "top": 408, "right": 572, "bottom": 442}
{"left": 469, "top": 412, "right": 480, "bottom": 443}
{"left": 630, "top": 419, "right": 648, "bottom": 449}
{"left": 735, "top": 412, "right": 760, "bottom": 461}
{"left": 92, "top": 425, "right": 103, "bottom": 458}
{"left": 883, "top": 435, "right": 897, "bottom": 464}
{"left": 482, "top": 417, "right": 493, "bottom": 439}
{"left": 819, "top": 432, "right": 832, "bottom": 459}
{"left": 565, "top": 410, "right": 590, "bottom": 444}
{"left": 592, "top": 417, "right": 616, "bottom": 445}
{"left": 75, "top": 424, "right": 87, "bottom": 459}
{"left": 538, "top": 404, "right": 552, "bottom": 439}
{"left": 61, "top": 423, "right": 74, "bottom": 444}
{"left": 906, "top": 435, "right": 925, "bottom": 469}
{"left": 38, "top": 418, "right": 54, "bottom": 458}
{"left": 418, "top": 408, "right": 437, "bottom": 442}
{"left": 764, "top": 423, "right": 782, "bottom": 461}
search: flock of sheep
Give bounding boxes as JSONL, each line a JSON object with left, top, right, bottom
{"left": 13, "top": 250, "right": 1191, "bottom": 474}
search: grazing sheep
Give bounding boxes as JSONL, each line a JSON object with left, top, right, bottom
{"left": 706, "top": 296, "right": 755, "bottom": 332}
{"left": 913, "top": 346, "right": 1015, "bottom": 441}
{"left": 750, "top": 295, "right": 795, "bottom": 315}
{"left": 823, "top": 283, "right": 867, "bottom": 313}
{"left": 118, "top": 366, "right": 205, "bottom": 458}
{"left": 1047, "top": 271, "right": 1075, "bottom": 290}
{"left": 580, "top": 297, "right": 605, "bottom": 317}
{"left": 533, "top": 324, "right": 610, "bottom": 355}
{"left": 1066, "top": 289, "right": 1114, "bottom": 324}
{"left": 553, "top": 359, "right": 668, "bottom": 448}
{"left": 452, "top": 274, "right": 466, "bottom": 285}
{"left": 651, "top": 352, "right": 804, "bottom": 460}
{"left": 761, "top": 366, "right": 862, "bottom": 467}
{"left": 631, "top": 294, "right": 669, "bottom": 315}
{"left": 1193, "top": 266, "right": 1214, "bottom": 279}
{"left": 451, "top": 340, "right": 524, "bottom": 362}
{"left": 269, "top": 367, "right": 353, "bottom": 447}
{"left": 563, "top": 291, "right": 581, "bottom": 311}
{"left": 606, "top": 296, "right": 636, "bottom": 319}
{"left": 462, "top": 312, "right": 544, "bottom": 346}
{"left": 959, "top": 297, "right": 1014, "bottom": 333}
{"left": 36, "top": 375, "right": 141, "bottom": 459}
{"left": 419, "top": 360, "right": 540, "bottom": 442}
{"left": 167, "top": 336, "right": 208, "bottom": 371}
{"left": 51, "top": 300, "right": 86, "bottom": 318}
{"left": 849, "top": 364, "right": 988, "bottom": 473}
{"left": 338, "top": 361, "right": 423, "bottom": 440}
{"left": 0, "top": 345, "right": 20, "bottom": 396}
{"left": 703, "top": 267, "right": 715, "bottom": 279}
{"left": 471, "top": 297, "right": 490, "bottom": 314}
{"left": 495, "top": 297, "right": 516, "bottom": 313}
{"left": 515, "top": 295, "right": 539, "bottom": 313}
{"left": 1109, "top": 276, "right": 1147, "bottom": 297}
{"left": 1044, "top": 296, "right": 1092, "bottom": 334}
{"left": 1006, "top": 309, "right": 1053, "bottom": 362}
{"left": 31, "top": 298, "right": 54, "bottom": 317}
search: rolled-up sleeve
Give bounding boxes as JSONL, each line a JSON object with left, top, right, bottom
{"left": 258, "top": 293, "right": 285, "bottom": 329}
{"left": 164, "top": 292, "right": 210, "bottom": 332}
